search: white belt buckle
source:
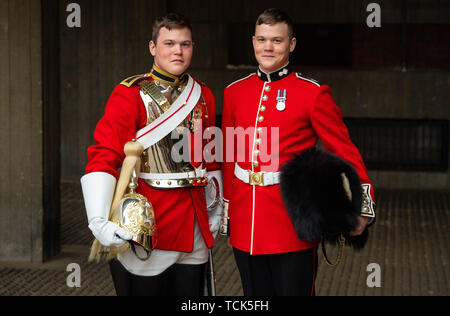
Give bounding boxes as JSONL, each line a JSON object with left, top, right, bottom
{"left": 249, "top": 171, "right": 265, "bottom": 186}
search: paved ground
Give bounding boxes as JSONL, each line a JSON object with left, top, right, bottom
{"left": 0, "top": 180, "right": 449, "bottom": 296}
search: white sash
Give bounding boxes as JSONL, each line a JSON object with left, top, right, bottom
{"left": 135, "top": 75, "right": 201, "bottom": 150}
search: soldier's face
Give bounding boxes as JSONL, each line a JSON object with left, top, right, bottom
{"left": 149, "top": 27, "right": 194, "bottom": 76}
{"left": 253, "top": 23, "right": 296, "bottom": 73}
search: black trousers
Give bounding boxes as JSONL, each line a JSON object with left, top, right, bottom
{"left": 233, "top": 247, "right": 318, "bottom": 296}
{"left": 109, "top": 259, "right": 206, "bottom": 296}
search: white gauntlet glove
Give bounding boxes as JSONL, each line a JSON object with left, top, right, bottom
{"left": 205, "top": 170, "right": 224, "bottom": 238}
{"left": 220, "top": 200, "right": 229, "bottom": 236}
{"left": 88, "top": 218, "right": 132, "bottom": 248}
{"left": 81, "top": 172, "right": 132, "bottom": 247}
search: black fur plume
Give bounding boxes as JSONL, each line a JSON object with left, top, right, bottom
{"left": 280, "top": 147, "right": 368, "bottom": 249}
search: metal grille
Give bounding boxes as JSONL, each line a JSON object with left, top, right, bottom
{"left": 345, "top": 118, "right": 449, "bottom": 171}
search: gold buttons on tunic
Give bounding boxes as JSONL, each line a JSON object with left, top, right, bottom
{"left": 260, "top": 105, "right": 266, "bottom": 112}
{"left": 257, "top": 127, "right": 263, "bottom": 134}
{"left": 265, "top": 86, "right": 271, "bottom": 92}
{"left": 254, "top": 150, "right": 260, "bottom": 156}
{"left": 258, "top": 116, "right": 264, "bottom": 122}
{"left": 262, "top": 95, "right": 268, "bottom": 101}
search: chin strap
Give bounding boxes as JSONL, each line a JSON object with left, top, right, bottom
{"left": 127, "top": 241, "right": 152, "bottom": 262}
{"left": 321, "top": 234, "right": 346, "bottom": 266}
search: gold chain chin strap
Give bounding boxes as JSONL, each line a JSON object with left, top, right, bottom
{"left": 322, "top": 234, "right": 346, "bottom": 266}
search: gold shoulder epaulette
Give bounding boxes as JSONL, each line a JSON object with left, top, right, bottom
{"left": 119, "top": 73, "right": 150, "bottom": 88}
{"left": 138, "top": 80, "right": 170, "bottom": 111}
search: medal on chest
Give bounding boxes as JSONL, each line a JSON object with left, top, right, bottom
{"left": 276, "top": 89, "right": 287, "bottom": 111}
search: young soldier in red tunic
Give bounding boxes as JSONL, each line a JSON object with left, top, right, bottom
{"left": 221, "top": 8, "right": 376, "bottom": 296}
{"left": 81, "top": 13, "right": 223, "bottom": 296}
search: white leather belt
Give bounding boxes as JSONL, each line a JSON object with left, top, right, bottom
{"left": 139, "top": 168, "right": 208, "bottom": 188}
{"left": 139, "top": 168, "right": 207, "bottom": 180}
{"left": 234, "top": 163, "right": 280, "bottom": 186}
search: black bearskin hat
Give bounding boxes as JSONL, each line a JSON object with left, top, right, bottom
{"left": 280, "top": 147, "right": 368, "bottom": 249}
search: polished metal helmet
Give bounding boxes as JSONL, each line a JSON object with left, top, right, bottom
{"left": 118, "top": 193, "right": 156, "bottom": 253}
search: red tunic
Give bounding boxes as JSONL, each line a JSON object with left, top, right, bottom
{"left": 85, "top": 74, "right": 218, "bottom": 252}
{"left": 222, "top": 70, "right": 374, "bottom": 255}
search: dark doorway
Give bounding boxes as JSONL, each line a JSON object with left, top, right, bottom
{"left": 42, "top": 0, "right": 61, "bottom": 261}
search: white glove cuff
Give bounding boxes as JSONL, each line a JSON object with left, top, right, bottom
{"left": 220, "top": 200, "right": 230, "bottom": 236}
{"left": 81, "top": 172, "right": 117, "bottom": 223}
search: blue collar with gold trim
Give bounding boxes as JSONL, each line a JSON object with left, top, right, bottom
{"left": 150, "top": 65, "right": 187, "bottom": 86}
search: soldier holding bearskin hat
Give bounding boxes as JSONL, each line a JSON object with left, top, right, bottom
{"left": 221, "top": 8, "right": 376, "bottom": 296}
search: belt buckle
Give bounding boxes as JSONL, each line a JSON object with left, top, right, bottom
{"left": 186, "top": 169, "right": 197, "bottom": 186}
{"left": 187, "top": 169, "right": 208, "bottom": 187}
{"left": 249, "top": 171, "right": 264, "bottom": 186}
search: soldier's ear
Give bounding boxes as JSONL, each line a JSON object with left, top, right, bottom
{"left": 149, "top": 40, "right": 156, "bottom": 57}
{"left": 289, "top": 37, "right": 297, "bottom": 53}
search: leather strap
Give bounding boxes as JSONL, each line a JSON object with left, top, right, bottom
{"left": 127, "top": 240, "right": 152, "bottom": 262}
{"left": 321, "top": 235, "right": 346, "bottom": 266}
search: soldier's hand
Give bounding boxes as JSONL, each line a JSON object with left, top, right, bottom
{"left": 88, "top": 218, "right": 132, "bottom": 247}
{"left": 349, "top": 216, "right": 370, "bottom": 236}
